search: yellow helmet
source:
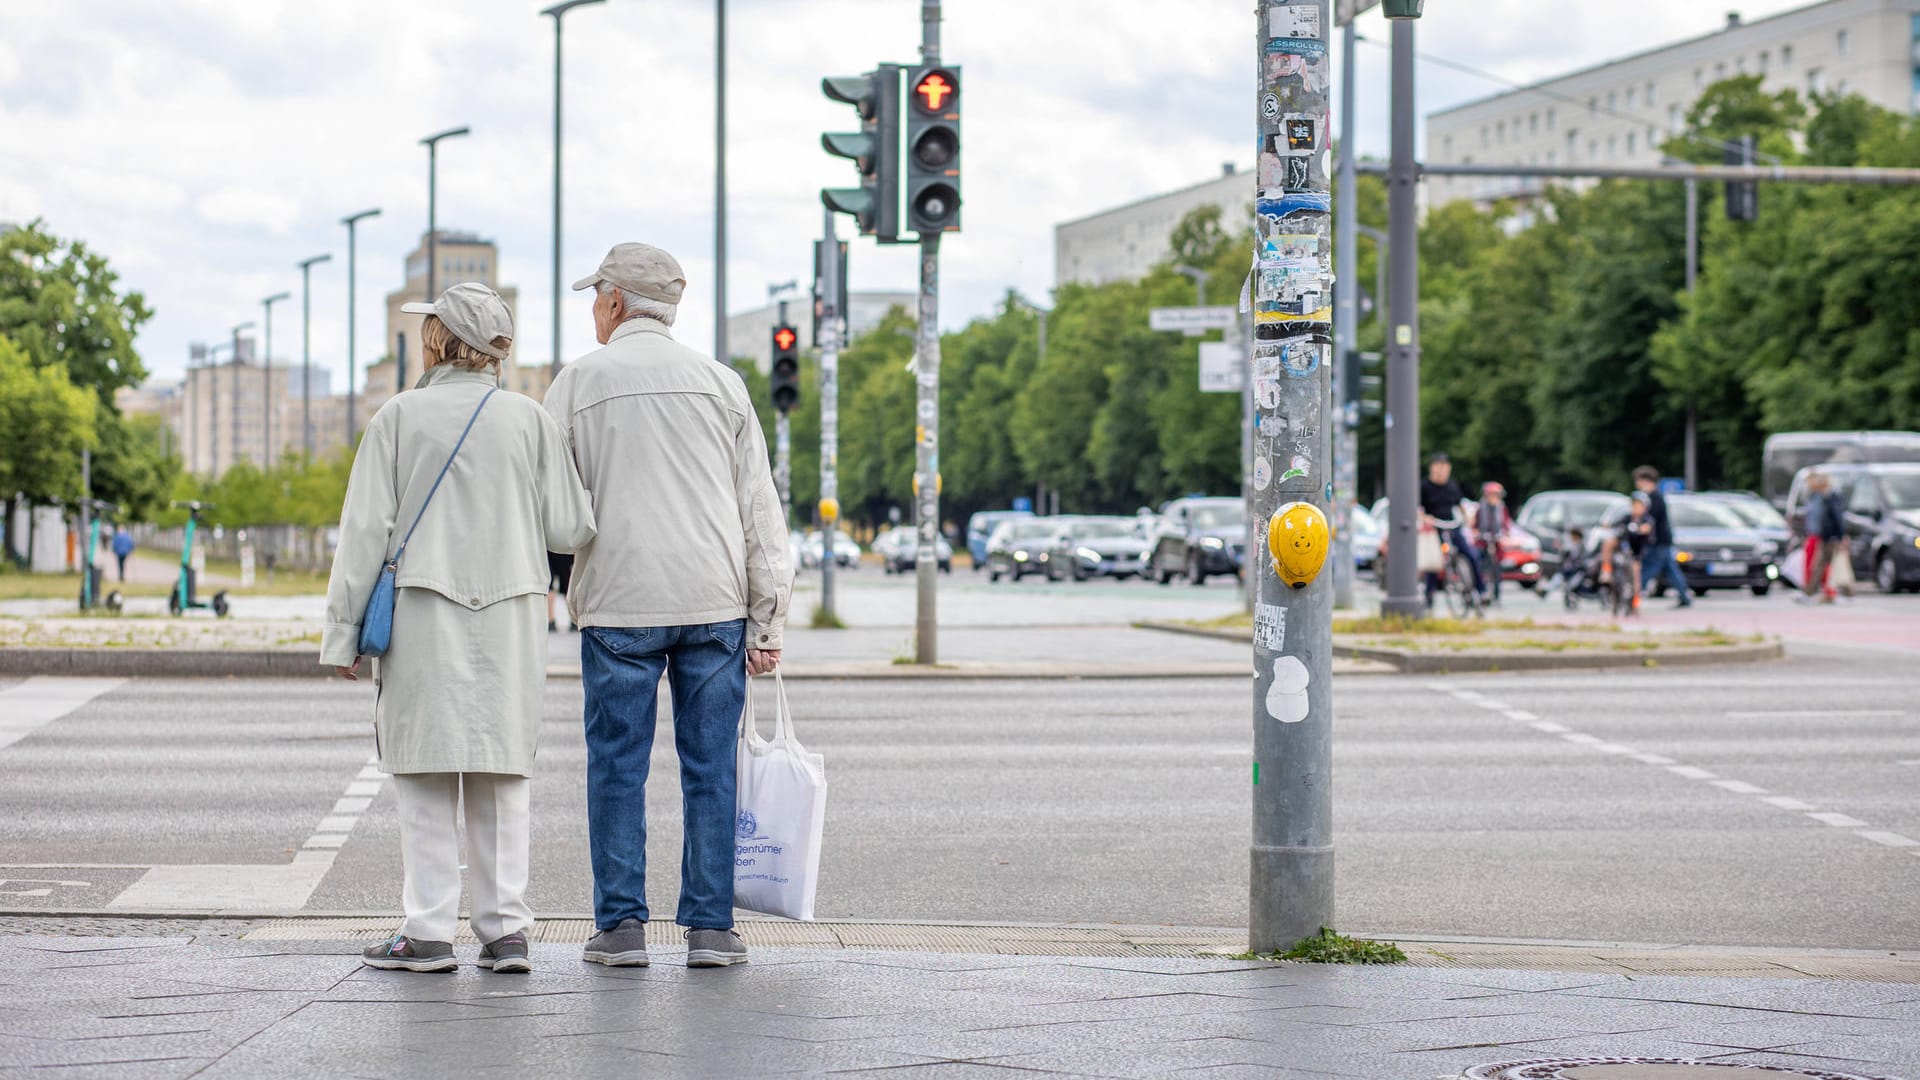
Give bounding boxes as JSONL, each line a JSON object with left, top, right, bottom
{"left": 819, "top": 497, "right": 841, "bottom": 523}
{"left": 1267, "top": 501, "right": 1331, "bottom": 590}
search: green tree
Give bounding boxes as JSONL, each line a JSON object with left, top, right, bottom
{"left": 0, "top": 335, "right": 96, "bottom": 559}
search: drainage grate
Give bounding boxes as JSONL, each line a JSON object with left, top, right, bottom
{"left": 1464, "top": 1060, "right": 1900, "bottom": 1080}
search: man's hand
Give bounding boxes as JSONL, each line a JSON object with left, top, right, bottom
{"left": 336, "top": 658, "right": 363, "bottom": 681}
{"left": 746, "top": 649, "right": 781, "bottom": 676}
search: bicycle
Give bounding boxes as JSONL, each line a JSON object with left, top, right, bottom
{"left": 1424, "top": 515, "right": 1484, "bottom": 620}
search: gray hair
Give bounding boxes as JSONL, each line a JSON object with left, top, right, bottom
{"left": 598, "top": 281, "right": 677, "bottom": 327}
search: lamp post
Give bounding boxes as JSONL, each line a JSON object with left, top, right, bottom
{"left": 260, "top": 292, "right": 290, "bottom": 469}
{"left": 715, "top": 0, "right": 728, "bottom": 366}
{"left": 543, "top": 1, "right": 605, "bottom": 377}
{"left": 229, "top": 321, "right": 255, "bottom": 475}
{"left": 296, "top": 254, "right": 331, "bottom": 460}
{"left": 341, "top": 208, "right": 382, "bottom": 445}
{"left": 421, "top": 126, "right": 471, "bottom": 302}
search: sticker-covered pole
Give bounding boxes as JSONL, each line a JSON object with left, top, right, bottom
{"left": 1381, "top": 15, "right": 1423, "bottom": 618}
{"left": 913, "top": 0, "right": 943, "bottom": 665}
{"left": 820, "top": 207, "right": 841, "bottom": 624}
{"left": 1249, "top": 0, "right": 1336, "bottom": 953}
{"left": 1331, "top": 17, "right": 1359, "bottom": 612}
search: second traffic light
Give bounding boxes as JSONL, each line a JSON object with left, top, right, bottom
{"left": 822, "top": 66, "right": 901, "bottom": 242}
{"left": 905, "top": 64, "right": 962, "bottom": 235}
{"left": 771, "top": 324, "right": 801, "bottom": 414}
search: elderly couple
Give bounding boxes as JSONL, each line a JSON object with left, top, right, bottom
{"left": 320, "top": 242, "right": 793, "bottom": 974}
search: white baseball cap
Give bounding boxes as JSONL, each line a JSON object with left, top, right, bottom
{"left": 401, "top": 282, "right": 514, "bottom": 359}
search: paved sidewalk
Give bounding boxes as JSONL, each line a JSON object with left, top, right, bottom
{"left": 1, "top": 933, "right": 1916, "bottom": 1079}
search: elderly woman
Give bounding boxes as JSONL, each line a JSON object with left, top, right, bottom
{"left": 322, "top": 282, "right": 595, "bottom": 974}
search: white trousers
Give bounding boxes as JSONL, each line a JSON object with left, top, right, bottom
{"left": 391, "top": 772, "right": 533, "bottom": 944}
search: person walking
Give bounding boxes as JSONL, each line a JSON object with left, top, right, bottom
{"left": 1800, "top": 471, "right": 1851, "bottom": 603}
{"left": 1632, "top": 466, "right": 1691, "bottom": 608}
{"left": 322, "top": 283, "right": 596, "bottom": 974}
{"left": 545, "top": 243, "right": 792, "bottom": 970}
{"left": 110, "top": 526, "right": 133, "bottom": 582}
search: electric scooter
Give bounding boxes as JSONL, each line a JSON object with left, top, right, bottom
{"left": 168, "top": 501, "right": 230, "bottom": 618}
{"left": 78, "top": 499, "right": 124, "bottom": 614}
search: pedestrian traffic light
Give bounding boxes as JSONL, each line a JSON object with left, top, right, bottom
{"left": 904, "top": 65, "right": 961, "bottom": 236}
{"left": 1725, "top": 134, "right": 1758, "bottom": 222}
{"left": 1341, "top": 350, "right": 1383, "bottom": 427}
{"left": 770, "top": 324, "right": 800, "bottom": 414}
{"left": 822, "top": 66, "right": 901, "bottom": 242}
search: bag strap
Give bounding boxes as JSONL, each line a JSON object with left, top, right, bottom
{"left": 772, "top": 670, "right": 796, "bottom": 744}
{"left": 388, "top": 388, "right": 497, "bottom": 568}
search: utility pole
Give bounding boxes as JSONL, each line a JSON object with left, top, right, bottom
{"left": 297, "top": 254, "right": 331, "bottom": 460}
{"left": 819, "top": 208, "right": 842, "bottom": 624}
{"left": 715, "top": 0, "right": 729, "bottom": 367}
{"left": 912, "top": 0, "right": 943, "bottom": 665}
{"left": 261, "top": 292, "right": 289, "bottom": 469}
{"left": 1684, "top": 177, "right": 1699, "bottom": 492}
{"left": 1332, "top": 16, "right": 1360, "bottom": 611}
{"left": 544, "top": 0, "right": 605, "bottom": 378}
{"left": 421, "top": 127, "right": 470, "bottom": 303}
{"left": 1380, "top": 15, "right": 1423, "bottom": 619}
{"left": 1248, "top": 0, "right": 1336, "bottom": 953}
{"left": 230, "top": 321, "right": 253, "bottom": 475}
{"left": 342, "top": 208, "right": 381, "bottom": 446}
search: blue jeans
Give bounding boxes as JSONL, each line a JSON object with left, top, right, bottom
{"left": 1640, "top": 544, "right": 1690, "bottom": 603}
{"left": 581, "top": 620, "right": 746, "bottom": 931}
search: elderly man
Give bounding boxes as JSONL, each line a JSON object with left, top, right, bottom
{"left": 545, "top": 242, "right": 792, "bottom": 969}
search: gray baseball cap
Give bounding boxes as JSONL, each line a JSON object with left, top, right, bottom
{"left": 401, "top": 282, "right": 514, "bottom": 359}
{"left": 571, "top": 242, "right": 687, "bottom": 305}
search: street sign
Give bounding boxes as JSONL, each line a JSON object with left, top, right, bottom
{"left": 1336, "top": 0, "right": 1381, "bottom": 25}
{"left": 1198, "top": 341, "right": 1243, "bottom": 393}
{"left": 1149, "top": 306, "right": 1237, "bottom": 333}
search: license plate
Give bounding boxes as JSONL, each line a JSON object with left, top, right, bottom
{"left": 1707, "top": 561, "right": 1746, "bottom": 577}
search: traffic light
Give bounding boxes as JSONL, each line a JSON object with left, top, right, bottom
{"left": 1725, "top": 134, "right": 1758, "bottom": 222}
{"left": 770, "top": 324, "right": 800, "bottom": 414}
{"left": 904, "top": 65, "right": 961, "bottom": 236}
{"left": 1342, "top": 350, "right": 1383, "bottom": 427}
{"left": 822, "top": 66, "right": 901, "bottom": 242}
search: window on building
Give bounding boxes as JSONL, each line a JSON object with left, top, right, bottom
{"left": 1547, "top": 107, "right": 1557, "bottom": 129}
{"left": 1607, "top": 135, "right": 1617, "bottom": 158}
{"left": 1836, "top": 78, "right": 1849, "bottom": 94}
{"left": 1716, "top": 61, "right": 1726, "bottom": 77}
{"left": 1567, "top": 130, "right": 1579, "bottom": 157}
{"left": 1646, "top": 81, "right": 1656, "bottom": 105}
{"left": 1496, "top": 120, "right": 1505, "bottom": 142}
{"left": 1589, "top": 96, "right": 1598, "bottom": 112}
{"left": 1547, "top": 149, "right": 1557, "bottom": 165}
{"left": 1529, "top": 112, "right": 1539, "bottom": 134}
{"left": 1627, "top": 132, "right": 1637, "bottom": 154}
{"left": 1808, "top": 68, "right": 1825, "bottom": 94}
{"left": 1607, "top": 91, "right": 1617, "bottom": 109}
{"left": 1589, "top": 139, "right": 1598, "bottom": 157}
{"left": 1625, "top": 87, "right": 1636, "bottom": 108}
{"left": 1837, "top": 29, "right": 1849, "bottom": 55}
{"left": 1443, "top": 134, "right": 1452, "bottom": 156}
{"left": 1694, "top": 68, "right": 1704, "bottom": 87}
{"left": 1759, "top": 49, "right": 1770, "bottom": 71}
{"left": 1481, "top": 124, "right": 1490, "bottom": 147}
{"left": 1669, "top": 104, "right": 1681, "bottom": 131}
{"left": 1737, "top": 56, "right": 1747, "bottom": 73}
{"left": 1781, "top": 44, "right": 1793, "bottom": 64}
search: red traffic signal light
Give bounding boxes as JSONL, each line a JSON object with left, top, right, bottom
{"left": 913, "top": 69, "right": 957, "bottom": 113}
{"left": 774, "top": 327, "right": 797, "bottom": 351}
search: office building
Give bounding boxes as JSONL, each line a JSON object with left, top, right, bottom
{"left": 1055, "top": 164, "right": 1253, "bottom": 288}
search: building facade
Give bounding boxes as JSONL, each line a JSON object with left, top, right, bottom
{"left": 166, "top": 355, "right": 296, "bottom": 476}
{"left": 725, "top": 291, "right": 918, "bottom": 373}
{"left": 1055, "top": 164, "right": 1253, "bottom": 288}
{"left": 1426, "top": 0, "right": 1920, "bottom": 207}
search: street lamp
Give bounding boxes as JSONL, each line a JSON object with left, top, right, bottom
{"left": 229, "top": 321, "right": 255, "bottom": 475}
{"left": 1383, "top": 0, "right": 1424, "bottom": 17}
{"left": 420, "top": 126, "right": 472, "bottom": 302}
{"left": 341, "top": 208, "right": 382, "bottom": 445}
{"left": 260, "top": 292, "right": 290, "bottom": 468}
{"left": 296, "top": 254, "right": 332, "bottom": 460}
{"left": 543, "top": 0, "right": 606, "bottom": 378}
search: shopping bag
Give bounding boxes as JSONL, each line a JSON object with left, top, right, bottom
{"left": 1415, "top": 529, "right": 1445, "bottom": 574}
{"left": 1779, "top": 539, "right": 1807, "bottom": 590}
{"left": 734, "top": 671, "right": 827, "bottom": 920}
{"left": 1830, "top": 545, "right": 1855, "bottom": 589}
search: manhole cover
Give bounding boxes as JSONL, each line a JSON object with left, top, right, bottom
{"left": 1465, "top": 1061, "right": 1899, "bottom": 1080}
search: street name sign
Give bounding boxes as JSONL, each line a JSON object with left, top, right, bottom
{"left": 1149, "top": 306, "right": 1237, "bottom": 333}
{"left": 1198, "top": 341, "right": 1243, "bottom": 393}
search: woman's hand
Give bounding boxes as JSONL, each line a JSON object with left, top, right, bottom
{"left": 336, "top": 658, "right": 363, "bottom": 681}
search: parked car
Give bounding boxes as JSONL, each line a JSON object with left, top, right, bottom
{"left": 1347, "top": 504, "right": 1382, "bottom": 574}
{"left": 984, "top": 518, "right": 1060, "bottom": 582}
{"left": 1785, "top": 463, "right": 1920, "bottom": 594}
{"left": 1763, "top": 430, "right": 1920, "bottom": 509}
{"left": 803, "top": 529, "right": 860, "bottom": 569}
{"left": 874, "top": 528, "right": 952, "bottom": 574}
{"left": 1145, "top": 497, "right": 1246, "bottom": 586}
{"left": 1698, "top": 491, "right": 1792, "bottom": 562}
{"left": 1515, "top": 489, "right": 1631, "bottom": 578}
{"left": 966, "top": 510, "right": 1032, "bottom": 571}
{"left": 1599, "top": 494, "right": 1780, "bottom": 597}
{"left": 1045, "top": 516, "right": 1150, "bottom": 581}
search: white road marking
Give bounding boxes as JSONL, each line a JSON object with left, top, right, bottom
{"left": 0, "top": 677, "right": 126, "bottom": 750}
{"left": 343, "top": 780, "right": 382, "bottom": 797}
{"left": 1503, "top": 710, "right": 1539, "bottom": 722}
{"left": 1592, "top": 743, "right": 1637, "bottom": 755}
{"left": 1562, "top": 733, "right": 1604, "bottom": 746}
{"left": 1632, "top": 752, "right": 1677, "bottom": 766}
{"left": 1808, "top": 812, "right": 1870, "bottom": 828}
{"left": 1530, "top": 720, "right": 1571, "bottom": 734}
{"left": 1726, "top": 710, "right": 1906, "bottom": 719}
{"left": 1710, "top": 780, "right": 1768, "bottom": 795}
{"left": 1855, "top": 831, "right": 1920, "bottom": 848}
{"left": 1761, "top": 796, "right": 1816, "bottom": 811}
{"left": 333, "top": 797, "right": 373, "bottom": 814}
{"left": 1668, "top": 765, "right": 1718, "bottom": 780}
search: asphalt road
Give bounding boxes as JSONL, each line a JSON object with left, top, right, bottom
{"left": 2, "top": 637, "right": 1914, "bottom": 950}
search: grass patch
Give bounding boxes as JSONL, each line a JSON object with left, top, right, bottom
{"left": 1233, "top": 927, "right": 1408, "bottom": 965}
{"left": 809, "top": 606, "right": 847, "bottom": 630}
{"left": 0, "top": 563, "right": 330, "bottom": 600}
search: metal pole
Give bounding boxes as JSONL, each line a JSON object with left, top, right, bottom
{"left": 298, "top": 255, "right": 330, "bottom": 460}
{"left": 343, "top": 208, "right": 381, "bottom": 446}
{"left": 1684, "top": 177, "right": 1699, "bottom": 491}
{"left": 262, "top": 293, "right": 288, "bottom": 468}
{"left": 1380, "top": 16, "right": 1423, "bottom": 619}
{"left": 421, "top": 128, "right": 470, "bottom": 305}
{"left": 819, "top": 207, "right": 841, "bottom": 623}
{"left": 1249, "top": 0, "right": 1335, "bottom": 953}
{"left": 79, "top": 447, "right": 90, "bottom": 597}
{"left": 553, "top": 13, "right": 565, "bottom": 376}
{"left": 1332, "top": 17, "right": 1359, "bottom": 611}
{"left": 230, "top": 321, "right": 250, "bottom": 475}
{"left": 715, "top": 0, "right": 728, "bottom": 366}
{"left": 913, "top": 0, "right": 942, "bottom": 665}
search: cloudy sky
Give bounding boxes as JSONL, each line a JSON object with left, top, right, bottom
{"left": 0, "top": 0, "right": 1813, "bottom": 387}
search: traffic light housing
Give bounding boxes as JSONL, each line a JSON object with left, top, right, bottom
{"left": 905, "top": 65, "right": 961, "bottom": 236}
{"left": 1725, "top": 134, "right": 1758, "bottom": 222}
{"left": 1342, "top": 350, "right": 1383, "bottom": 427}
{"left": 822, "top": 66, "right": 901, "bottom": 242}
{"left": 770, "top": 324, "right": 800, "bottom": 414}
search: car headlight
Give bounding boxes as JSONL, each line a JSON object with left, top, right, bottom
{"left": 1013, "top": 551, "right": 1028, "bottom": 562}
{"left": 1520, "top": 562, "right": 1539, "bottom": 575}
{"left": 1766, "top": 564, "right": 1779, "bottom": 579}
{"left": 1200, "top": 536, "right": 1225, "bottom": 550}
{"left": 1077, "top": 547, "right": 1102, "bottom": 562}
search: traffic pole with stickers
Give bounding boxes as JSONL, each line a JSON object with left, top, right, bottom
{"left": 1248, "top": 0, "right": 1337, "bottom": 953}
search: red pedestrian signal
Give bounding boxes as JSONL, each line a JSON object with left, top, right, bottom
{"left": 914, "top": 70, "right": 956, "bottom": 113}
{"left": 774, "top": 327, "right": 797, "bottom": 351}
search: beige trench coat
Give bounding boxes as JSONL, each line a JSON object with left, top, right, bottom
{"left": 322, "top": 365, "right": 596, "bottom": 775}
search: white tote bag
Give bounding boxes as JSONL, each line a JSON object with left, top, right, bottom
{"left": 734, "top": 672, "right": 827, "bottom": 920}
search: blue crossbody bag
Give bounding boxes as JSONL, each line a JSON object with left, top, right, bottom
{"left": 357, "top": 388, "right": 497, "bottom": 658}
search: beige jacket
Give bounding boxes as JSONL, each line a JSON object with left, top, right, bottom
{"left": 544, "top": 318, "right": 792, "bottom": 648}
{"left": 322, "top": 365, "right": 597, "bottom": 667}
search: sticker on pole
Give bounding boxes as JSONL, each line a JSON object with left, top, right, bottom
{"left": 1268, "top": 4, "right": 1324, "bottom": 39}
{"left": 1253, "top": 602, "right": 1287, "bottom": 651}
{"left": 1264, "top": 656, "right": 1311, "bottom": 724}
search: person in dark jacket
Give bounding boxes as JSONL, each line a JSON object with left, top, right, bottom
{"left": 1419, "top": 453, "right": 1486, "bottom": 604}
{"left": 1800, "top": 472, "right": 1851, "bottom": 602}
{"left": 1632, "top": 466, "right": 1691, "bottom": 607}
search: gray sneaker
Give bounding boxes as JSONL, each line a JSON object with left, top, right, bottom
{"left": 361, "top": 934, "right": 457, "bottom": 973}
{"left": 685, "top": 928, "right": 747, "bottom": 968}
{"left": 582, "top": 918, "right": 650, "bottom": 967}
{"left": 478, "top": 931, "right": 531, "bottom": 974}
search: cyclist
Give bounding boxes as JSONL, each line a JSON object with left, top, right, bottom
{"left": 1420, "top": 453, "right": 1485, "bottom": 606}
{"left": 1594, "top": 493, "right": 1652, "bottom": 614}
{"left": 1473, "top": 481, "right": 1511, "bottom": 606}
